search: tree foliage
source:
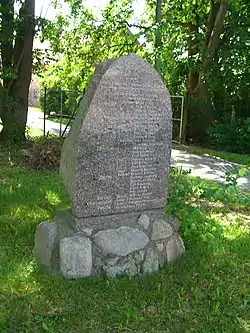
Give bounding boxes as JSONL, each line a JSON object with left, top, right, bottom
{"left": 39, "top": 0, "right": 250, "bottom": 146}
{"left": 145, "top": 0, "right": 250, "bottom": 141}
{"left": 39, "top": 0, "right": 145, "bottom": 91}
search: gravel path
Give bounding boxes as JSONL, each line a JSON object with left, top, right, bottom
{"left": 171, "top": 149, "right": 250, "bottom": 191}
{"left": 27, "top": 108, "right": 69, "bottom": 136}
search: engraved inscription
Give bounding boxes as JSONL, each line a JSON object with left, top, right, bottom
{"left": 62, "top": 54, "right": 172, "bottom": 217}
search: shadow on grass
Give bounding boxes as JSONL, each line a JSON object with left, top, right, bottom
{"left": 1, "top": 236, "right": 249, "bottom": 333}
{"left": 1, "top": 194, "right": 249, "bottom": 332}
{"left": 0, "top": 148, "right": 249, "bottom": 332}
{"left": 0, "top": 167, "right": 70, "bottom": 278}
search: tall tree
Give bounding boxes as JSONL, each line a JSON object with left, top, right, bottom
{"left": 155, "top": 0, "right": 162, "bottom": 75}
{"left": 0, "top": 0, "right": 35, "bottom": 142}
{"left": 39, "top": 0, "right": 144, "bottom": 92}
{"left": 185, "top": 0, "right": 228, "bottom": 141}
{"left": 145, "top": 0, "right": 231, "bottom": 141}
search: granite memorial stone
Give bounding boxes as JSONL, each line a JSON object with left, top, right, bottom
{"left": 34, "top": 53, "right": 185, "bottom": 278}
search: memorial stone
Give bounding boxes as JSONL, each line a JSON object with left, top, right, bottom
{"left": 34, "top": 53, "right": 185, "bottom": 279}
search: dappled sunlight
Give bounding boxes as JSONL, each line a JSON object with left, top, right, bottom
{"left": 1, "top": 144, "right": 249, "bottom": 332}
{"left": 45, "top": 190, "right": 62, "bottom": 206}
{"left": 26, "top": 126, "right": 44, "bottom": 138}
{"left": 237, "top": 318, "right": 250, "bottom": 332}
{"left": 209, "top": 211, "right": 250, "bottom": 240}
{"left": 6, "top": 204, "right": 51, "bottom": 221}
{"left": 1, "top": 259, "right": 41, "bottom": 295}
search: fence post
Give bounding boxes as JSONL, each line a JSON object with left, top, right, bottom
{"left": 43, "top": 87, "right": 47, "bottom": 137}
{"left": 180, "top": 95, "right": 184, "bottom": 143}
{"left": 60, "top": 90, "right": 63, "bottom": 137}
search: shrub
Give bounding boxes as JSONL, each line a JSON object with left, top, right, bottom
{"left": 207, "top": 118, "right": 250, "bottom": 154}
{"left": 39, "top": 88, "right": 82, "bottom": 116}
{"left": 24, "top": 137, "right": 64, "bottom": 171}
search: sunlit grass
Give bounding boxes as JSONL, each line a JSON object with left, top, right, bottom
{"left": 45, "top": 190, "right": 62, "bottom": 205}
{"left": 28, "top": 107, "right": 43, "bottom": 113}
{"left": 26, "top": 126, "right": 44, "bottom": 137}
{"left": 0, "top": 143, "right": 249, "bottom": 332}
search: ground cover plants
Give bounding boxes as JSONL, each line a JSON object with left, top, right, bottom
{"left": 0, "top": 140, "right": 249, "bottom": 333}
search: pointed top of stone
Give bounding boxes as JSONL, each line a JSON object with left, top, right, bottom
{"left": 60, "top": 53, "right": 172, "bottom": 218}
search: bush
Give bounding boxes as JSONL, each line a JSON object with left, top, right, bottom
{"left": 207, "top": 118, "right": 250, "bottom": 154}
{"left": 39, "top": 88, "right": 82, "bottom": 116}
{"left": 24, "top": 137, "right": 64, "bottom": 171}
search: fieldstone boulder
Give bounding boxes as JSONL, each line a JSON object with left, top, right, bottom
{"left": 165, "top": 234, "right": 186, "bottom": 262}
{"left": 93, "top": 226, "right": 149, "bottom": 256}
{"left": 34, "top": 221, "right": 58, "bottom": 270}
{"left": 137, "top": 214, "right": 150, "bottom": 230}
{"left": 60, "top": 53, "right": 172, "bottom": 218}
{"left": 60, "top": 236, "right": 92, "bottom": 279}
{"left": 104, "top": 256, "right": 138, "bottom": 278}
{"left": 151, "top": 219, "right": 173, "bottom": 240}
{"left": 142, "top": 248, "right": 159, "bottom": 274}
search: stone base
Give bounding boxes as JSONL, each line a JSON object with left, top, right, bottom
{"left": 34, "top": 209, "right": 185, "bottom": 279}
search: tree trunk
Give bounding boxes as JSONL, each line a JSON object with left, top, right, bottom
{"left": 185, "top": 0, "right": 227, "bottom": 142}
{"left": 187, "top": 80, "right": 212, "bottom": 142}
{"left": 0, "top": 99, "right": 28, "bottom": 142}
{"left": 0, "top": 0, "right": 35, "bottom": 143}
{"left": 155, "top": 0, "right": 162, "bottom": 76}
{"left": 0, "top": 84, "right": 4, "bottom": 119}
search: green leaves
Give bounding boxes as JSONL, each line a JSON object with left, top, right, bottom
{"left": 237, "top": 167, "right": 250, "bottom": 178}
{"left": 167, "top": 166, "right": 250, "bottom": 250}
{"left": 39, "top": 0, "right": 144, "bottom": 91}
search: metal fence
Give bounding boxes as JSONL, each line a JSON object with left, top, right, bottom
{"left": 28, "top": 86, "right": 184, "bottom": 142}
{"left": 171, "top": 95, "right": 184, "bottom": 143}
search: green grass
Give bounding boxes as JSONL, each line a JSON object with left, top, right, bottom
{"left": 173, "top": 143, "right": 250, "bottom": 165}
{"left": 26, "top": 126, "right": 44, "bottom": 137}
{"left": 0, "top": 143, "right": 249, "bottom": 332}
{"left": 28, "top": 107, "right": 43, "bottom": 113}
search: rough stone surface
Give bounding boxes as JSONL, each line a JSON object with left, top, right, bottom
{"left": 34, "top": 53, "right": 185, "bottom": 280}
{"left": 165, "top": 235, "right": 185, "bottom": 262}
{"left": 60, "top": 236, "right": 92, "bottom": 279}
{"left": 142, "top": 248, "right": 159, "bottom": 274}
{"left": 133, "top": 250, "right": 145, "bottom": 266}
{"left": 81, "top": 227, "right": 93, "bottom": 236}
{"left": 171, "top": 216, "right": 181, "bottom": 231}
{"left": 105, "top": 257, "right": 138, "bottom": 278}
{"left": 34, "top": 222, "right": 58, "bottom": 269}
{"left": 60, "top": 60, "right": 114, "bottom": 204}
{"left": 105, "top": 257, "right": 119, "bottom": 267}
{"left": 151, "top": 219, "right": 173, "bottom": 240}
{"left": 93, "top": 226, "right": 149, "bottom": 256}
{"left": 137, "top": 214, "right": 150, "bottom": 230}
{"left": 74, "top": 209, "right": 164, "bottom": 232}
{"left": 156, "top": 243, "right": 164, "bottom": 253}
{"left": 53, "top": 210, "right": 74, "bottom": 238}
{"left": 60, "top": 53, "right": 172, "bottom": 218}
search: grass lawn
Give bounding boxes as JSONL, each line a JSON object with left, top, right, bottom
{"left": 26, "top": 126, "right": 44, "bottom": 137}
{"left": 173, "top": 143, "right": 250, "bottom": 166}
{"left": 0, "top": 142, "right": 249, "bottom": 333}
{"left": 28, "top": 107, "right": 43, "bottom": 113}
